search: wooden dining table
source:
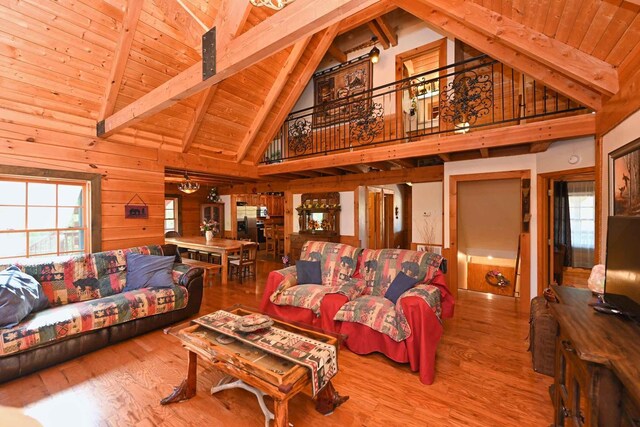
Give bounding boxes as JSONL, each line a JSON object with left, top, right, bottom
{"left": 165, "top": 236, "right": 243, "bottom": 285}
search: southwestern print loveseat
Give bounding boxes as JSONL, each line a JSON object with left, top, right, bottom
{"left": 260, "top": 241, "right": 454, "bottom": 385}
{"left": 0, "top": 244, "right": 203, "bottom": 383}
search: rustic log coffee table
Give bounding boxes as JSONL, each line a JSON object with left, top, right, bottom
{"left": 161, "top": 305, "right": 348, "bottom": 427}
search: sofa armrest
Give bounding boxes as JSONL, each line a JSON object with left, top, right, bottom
{"left": 271, "top": 266, "right": 298, "bottom": 296}
{"left": 172, "top": 263, "right": 204, "bottom": 289}
{"left": 398, "top": 284, "right": 442, "bottom": 319}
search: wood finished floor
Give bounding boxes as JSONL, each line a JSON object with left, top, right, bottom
{"left": 0, "top": 256, "right": 554, "bottom": 426}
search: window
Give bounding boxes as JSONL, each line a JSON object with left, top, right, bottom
{"left": 567, "top": 181, "right": 595, "bottom": 268}
{"left": 165, "top": 197, "right": 179, "bottom": 233}
{"left": 0, "top": 178, "right": 90, "bottom": 261}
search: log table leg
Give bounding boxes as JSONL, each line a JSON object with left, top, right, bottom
{"left": 160, "top": 351, "right": 198, "bottom": 405}
{"left": 314, "top": 381, "right": 349, "bottom": 415}
{"left": 273, "top": 399, "right": 289, "bottom": 427}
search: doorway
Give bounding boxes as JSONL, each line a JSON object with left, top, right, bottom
{"left": 449, "top": 171, "right": 531, "bottom": 308}
{"left": 367, "top": 187, "right": 395, "bottom": 249}
{"left": 537, "top": 167, "right": 598, "bottom": 295}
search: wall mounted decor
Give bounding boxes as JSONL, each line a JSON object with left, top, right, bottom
{"left": 313, "top": 56, "right": 372, "bottom": 127}
{"left": 610, "top": 137, "right": 640, "bottom": 216}
{"left": 125, "top": 194, "right": 148, "bottom": 219}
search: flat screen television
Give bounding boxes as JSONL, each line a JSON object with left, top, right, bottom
{"left": 604, "top": 216, "right": 640, "bottom": 319}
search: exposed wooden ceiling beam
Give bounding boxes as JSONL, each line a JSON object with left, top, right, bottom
{"left": 336, "top": 165, "right": 367, "bottom": 173}
{"left": 368, "top": 20, "right": 390, "bottom": 49}
{"left": 291, "top": 170, "right": 323, "bottom": 178}
{"left": 395, "top": 1, "right": 603, "bottom": 111}
{"left": 257, "top": 114, "right": 595, "bottom": 175}
{"left": 375, "top": 16, "right": 397, "bottom": 47}
{"left": 236, "top": 37, "right": 312, "bottom": 161}
{"left": 388, "top": 158, "right": 416, "bottom": 168}
{"left": 394, "top": 0, "right": 618, "bottom": 96}
{"left": 338, "top": 1, "right": 396, "bottom": 34}
{"left": 180, "top": 1, "right": 251, "bottom": 154}
{"left": 365, "top": 161, "right": 393, "bottom": 171}
{"left": 480, "top": 147, "right": 489, "bottom": 158}
{"left": 597, "top": 39, "right": 640, "bottom": 135}
{"left": 529, "top": 141, "right": 552, "bottom": 153}
{"left": 159, "top": 151, "right": 259, "bottom": 180}
{"left": 438, "top": 153, "right": 451, "bottom": 162}
{"left": 250, "top": 25, "right": 341, "bottom": 163}
{"left": 98, "top": 1, "right": 143, "bottom": 120}
{"left": 152, "top": 0, "right": 205, "bottom": 50}
{"left": 220, "top": 165, "right": 444, "bottom": 194}
{"left": 318, "top": 167, "right": 346, "bottom": 176}
{"left": 99, "top": 0, "right": 379, "bottom": 137}
{"left": 328, "top": 42, "right": 348, "bottom": 63}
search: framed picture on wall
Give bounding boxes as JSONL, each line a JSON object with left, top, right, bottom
{"left": 609, "top": 136, "right": 640, "bottom": 216}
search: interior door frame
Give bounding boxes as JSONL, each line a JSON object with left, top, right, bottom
{"left": 536, "top": 167, "right": 597, "bottom": 296}
{"left": 449, "top": 170, "right": 531, "bottom": 309}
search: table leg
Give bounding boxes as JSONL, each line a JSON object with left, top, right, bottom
{"left": 314, "top": 381, "right": 349, "bottom": 415}
{"left": 273, "top": 399, "right": 289, "bottom": 427}
{"left": 221, "top": 251, "right": 228, "bottom": 285}
{"left": 160, "top": 351, "right": 198, "bottom": 405}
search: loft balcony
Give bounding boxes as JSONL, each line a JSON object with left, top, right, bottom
{"left": 261, "top": 54, "right": 590, "bottom": 167}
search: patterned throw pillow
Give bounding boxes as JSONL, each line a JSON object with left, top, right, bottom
{"left": 0, "top": 266, "right": 49, "bottom": 328}
{"left": 384, "top": 272, "right": 419, "bottom": 304}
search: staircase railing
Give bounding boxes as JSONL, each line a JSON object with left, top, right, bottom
{"left": 261, "top": 54, "right": 587, "bottom": 164}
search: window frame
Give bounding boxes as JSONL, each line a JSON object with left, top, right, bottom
{"left": 0, "top": 166, "right": 101, "bottom": 255}
{"left": 164, "top": 194, "right": 183, "bottom": 236}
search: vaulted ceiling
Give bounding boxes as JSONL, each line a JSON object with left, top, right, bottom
{"left": 1, "top": 0, "right": 639, "bottom": 181}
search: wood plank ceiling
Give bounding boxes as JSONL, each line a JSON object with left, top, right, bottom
{"left": 0, "top": 0, "right": 639, "bottom": 180}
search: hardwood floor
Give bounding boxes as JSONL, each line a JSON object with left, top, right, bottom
{"left": 0, "top": 255, "right": 554, "bottom": 426}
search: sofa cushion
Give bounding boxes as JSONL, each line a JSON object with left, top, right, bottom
{"left": 0, "top": 284, "right": 188, "bottom": 357}
{"left": 334, "top": 296, "right": 409, "bottom": 342}
{"left": 384, "top": 272, "right": 419, "bottom": 304}
{"left": 0, "top": 245, "right": 165, "bottom": 307}
{"left": 358, "top": 249, "right": 443, "bottom": 296}
{"left": 0, "top": 267, "right": 49, "bottom": 328}
{"left": 296, "top": 260, "right": 322, "bottom": 285}
{"left": 299, "top": 241, "right": 362, "bottom": 287}
{"left": 124, "top": 253, "right": 175, "bottom": 291}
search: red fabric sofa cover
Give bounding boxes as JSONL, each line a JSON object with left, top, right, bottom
{"left": 260, "top": 268, "right": 454, "bottom": 384}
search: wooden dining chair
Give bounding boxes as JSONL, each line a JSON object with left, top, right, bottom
{"left": 229, "top": 242, "right": 258, "bottom": 282}
{"left": 274, "top": 226, "right": 285, "bottom": 257}
{"left": 265, "top": 226, "right": 276, "bottom": 258}
{"left": 164, "top": 231, "right": 191, "bottom": 259}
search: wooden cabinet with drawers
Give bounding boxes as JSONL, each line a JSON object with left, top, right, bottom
{"left": 549, "top": 286, "right": 640, "bottom": 427}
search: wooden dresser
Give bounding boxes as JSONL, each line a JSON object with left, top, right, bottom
{"left": 549, "top": 286, "right": 640, "bottom": 427}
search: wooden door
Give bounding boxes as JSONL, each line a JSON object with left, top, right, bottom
{"left": 384, "top": 193, "right": 394, "bottom": 248}
{"left": 367, "top": 190, "right": 385, "bottom": 249}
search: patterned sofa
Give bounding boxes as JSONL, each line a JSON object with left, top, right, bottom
{"left": 260, "top": 242, "right": 454, "bottom": 385}
{"left": 0, "top": 244, "right": 203, "bottom": 384}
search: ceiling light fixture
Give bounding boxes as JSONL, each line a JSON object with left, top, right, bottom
{"left": 177, "top": 171, "right": 200, "bottom": 194}
{"left": 369, "top": 37, "right": 380, "bottom": 64}
{"left": 249, "top": 0, "right": 295, "bottom": 10}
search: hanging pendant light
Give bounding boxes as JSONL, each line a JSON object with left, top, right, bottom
{"left": 369, "top": 37, "right": 380, "bottom": 64}
{"left": 249, "top": 0, "right": 295, "bottom": 10}
{"left": 177, "top": 171, "right": 200, "bottom": 194}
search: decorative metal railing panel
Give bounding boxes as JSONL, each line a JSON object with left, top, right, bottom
{"left": 261, "top": 55, "right": 588, "bottom": 164}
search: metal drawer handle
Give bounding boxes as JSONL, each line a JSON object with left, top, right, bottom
{"left": 561, "top": 340, "right": 575, "bottom": 353}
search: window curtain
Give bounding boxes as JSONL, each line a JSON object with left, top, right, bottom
{"left": 554, "top": 181, "right": 572, "bottom": 267}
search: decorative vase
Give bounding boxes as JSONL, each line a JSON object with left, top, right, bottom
{"left": 205, "top": 230, "right": 213, "bottom": 241}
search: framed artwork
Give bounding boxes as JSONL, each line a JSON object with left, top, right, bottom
{"left": 609, "top": 137, "right": 640, "bottom": 216}
{"left": 313, "top": 57, "right": 372, "bottom": 127}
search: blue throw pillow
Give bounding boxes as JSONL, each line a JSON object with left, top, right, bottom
{"left": 296, "top": 260, "right": 322, "bottom": 285}
{"left": 0, "top": 266, "right": 49, "bottom": 329}
{"left": 384, "top": 272, "right": 420, "bottom": 304}
{"left": 124, "top": 253, "right": 175, "bottom": 291}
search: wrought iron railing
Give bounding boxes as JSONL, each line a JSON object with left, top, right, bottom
{"left": 261, "top": 54, "right": 587, "bottom": 164}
